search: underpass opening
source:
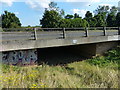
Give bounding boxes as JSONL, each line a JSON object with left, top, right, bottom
{"left": 37, "top": 41, "right": 119, "bottom": 66}
{"left": 37, "top": 44, "right": 91, "bottom": 66}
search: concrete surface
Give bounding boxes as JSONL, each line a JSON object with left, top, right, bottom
{"left": 1, "top": 35, "right": 120, "bottom": 52}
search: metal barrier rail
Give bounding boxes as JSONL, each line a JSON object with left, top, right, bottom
{"left": 1, "top": 27, "right": 120, "bottom": 41}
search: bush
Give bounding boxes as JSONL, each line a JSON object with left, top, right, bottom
{"left": 87, "top": 46, "right": 120, "bottom": 67}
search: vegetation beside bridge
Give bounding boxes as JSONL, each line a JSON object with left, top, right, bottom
{"left": 1, "top": 2, "right": 120, "bottom": 29}
{"left": 0, "top": 45, "right": 119, "bottom": 88}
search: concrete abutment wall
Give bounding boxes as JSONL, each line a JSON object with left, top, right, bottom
{"left": 2, "top": 49, "right": 37, "bottom": 65}
{"left": 67, "top": 41, "right": 119, "bottom": 58}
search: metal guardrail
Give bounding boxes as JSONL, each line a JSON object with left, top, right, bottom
{"left": 1, "top": 27, "right": 120, "bottom": 41}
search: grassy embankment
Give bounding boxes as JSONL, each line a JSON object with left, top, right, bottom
{"left": 0, "top": 46, "right": 119, "bottom": 88}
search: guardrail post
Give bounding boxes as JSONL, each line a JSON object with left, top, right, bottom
{"left": 85, "top": 27, "right": 89, "bottom": 37}
{"left": 34, "top": 28, "right": 37, "bottom": 40}
{"left": 118, "top": 27, "right": 120, "bottom": 35}
{"left": 63, "top": 28, "right": 66, "bottom": 39}
{"left": 103, "top": 27, "right": 106, "bottom": 36}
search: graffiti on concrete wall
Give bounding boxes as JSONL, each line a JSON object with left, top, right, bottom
{"left": 2, "top": 49, "right": 37, "bottom": 65}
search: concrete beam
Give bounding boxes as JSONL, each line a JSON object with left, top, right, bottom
{"left": 1, "top": 35, "right": 120, "bottom": 52}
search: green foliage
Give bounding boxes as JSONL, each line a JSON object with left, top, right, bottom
{"left": 40, "top": 10, "right": 62, "bottom": 28}
{"left": 1, "top": 61, "right": 118, "bottom": 88}
{"left": 93, "top": 5, "right": 118, "bottom": 27}
{"left": 1, "top": 11, "right": 21, "bottom": 28}
{"left": 0, "top": 16, "right": 2, "bottom": 27}
{"left": 87, "top": 46, "right": 120, "bottom": 67}
{"left": 116, "top": 12, "right": 120, "bottom": 26}
{"left": 106, "top": 13, "right": 116, "bottom": 27}
{"left": 40, "top": 2, "right": 63, "bottom": 28}
{"left": 40, "top": 2, "right": 120, "bottom": 28}
{"left": 2, "top": 64, "right": 21, "bottom": 73}
{"left": 94, "top": 13, "right": 106, "bottom": 27}
{"left": 59, "top": 18, "right": 89, "bottom": 28}
{"left": 40, "top": 2, "right": 89, "bottom": 28}
{"left": 85, "top": 11, "right": 93, "bottom": 19}
{"left": 74, "top": 13, "right": 80, "bottom": 18}
{"left": 87, "top": 56, "right": 111, "bottom": 67}
{"left": 106, "top": 48, "right": 120, "bottom": 63}
{"left": 1, "top": 46, "right": 119, "bottom": 88}
{"left": 94, "top": 5, "right": 110, "bottom": 15}
{"left": 65, "top": 14, "right": 73, "bottom": 19}
{"left": 49, "top": 1, "right": 58, "bottom": 11}
{"left": 110, "top": 6, "right": 118, "bottom": 15}
{"left": 84, "top": 11, "right": 97, "bottom": 27}
{"left": 59, "top": 19, "right": 71, "bottom": 28}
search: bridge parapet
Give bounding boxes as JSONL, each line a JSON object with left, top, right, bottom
{"left": 1, "top": 27, "right": 120, "bottom": 41}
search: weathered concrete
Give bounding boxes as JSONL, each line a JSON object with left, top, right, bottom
{"left": 67, "top": 41, "right": 119, "bottom": 58}
{"left": 1, "top": 35, "right": 120, "bottom": 52}
{"left": 1, "top": 41, "right": 119, "bottom": 65}
{"left": 96, "top": 41, "right": 119, "bottom": 55}
{"left": 2, "top": 49, "right": 37, "bottom": 65}
{"left": 1, "top": 38, "right": 119, "bottom": 65}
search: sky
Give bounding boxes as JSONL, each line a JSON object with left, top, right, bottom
{"left": 0, "top": 0, "right": 120, "bottom": 26}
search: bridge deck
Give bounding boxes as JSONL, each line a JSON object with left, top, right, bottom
{"left": 0, "top": 27, "right": 120, "bottom": 51}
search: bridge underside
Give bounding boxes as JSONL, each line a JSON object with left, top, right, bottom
{"left": 66, "top": 41, "right": 119, "bottom": 58}
{"left": 1, "top": 41, "right": 119, "bottom": 65}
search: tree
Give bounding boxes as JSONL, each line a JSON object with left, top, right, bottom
{"left": 59, "top": 18, "right": 89, "bottom": 28}
{"left": 84, "top": 11, "right": 95, "bottom": 27}
{"left": 106, "top": 13, "right": 116, "bottom": 27}
{"left": 41, "top": 1, "right": 89, "bottom": 28}
{"left": 0, "top": 15, "right": 2, "bottom": 27}
{"left": 49, "top": 1, "right": 65, "bottom": 17}
{"left": 49, "top": 2, "right": 58, "bottom": 11}
{"left": 94, "top": 5, "right": 110, "bottom": 15}
{"left": 59, "top": 19, "right": 72, "bottom": 28}
{"left": 110, "top": 6, "right": 118, "bottom": 15}
{"left": 40, "top": 2, "right": 62, "bottom": 28}
{"left": 106, "top": 6, "right": 118, "bottom": 27}
{"left": 40, "top": 9, "right": 62, "bottom": 28}
{"left": 116, "top": 12, "right": 120, "bottom": 26}
{"left": 60, "top": 9, "right": 65, "bottom": 17}
{"left": 74, "top": 13, "right": 80, "bottom": 18}
{"left": 85, "top": 17, "right": 97, "bottom": 27}
{"left": 1, "top": 11, "right": 21, "bottom": 28}
{"left": 85, "top": 11, "right": 93, "bottom": 18}
{"left": 94, "top": 14, "right": 106, "bottom": 27}
{"left": 65, "top": 14, "right": 73, "bottom": 19}
{"left": 94, "top": 6, "right": 110, "bottom": 26}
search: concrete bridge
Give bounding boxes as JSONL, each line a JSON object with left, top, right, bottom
{"left": 0, "top": 27, "right": 120, "bottom": 65}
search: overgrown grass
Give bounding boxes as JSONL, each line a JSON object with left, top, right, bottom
{"left": 0, "top": 46, "right": 119, "bottom": 88}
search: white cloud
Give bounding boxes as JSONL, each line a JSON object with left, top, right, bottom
{"left": 0, "top": 0, "right": 50, "bottom": 10}
{"left": 99, "top": 4, "right": 112, "bottom": 6}
{"left": 0, "top": 0, "right": 14, "bottom": 6}
{"left": 0, "top": 0, "right": 100, "bottom": 8}
{"left": 25, "top": 0, "right": 50, "bottom": 11}
{"left": 0, "top": 0, "right": 118, "bottom": 13}
{"left": 72, "top": 9, "right": 87, "bottom": 18}
{"left": 14, "top": 12, "right": 19, "bottom": 15}
{"left": 55, "top": 0, "right": 100, "bottom": 2}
